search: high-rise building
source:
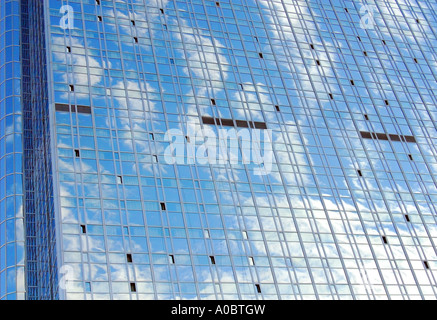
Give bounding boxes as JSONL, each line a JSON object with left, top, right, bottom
{"left": 0, "top": 0, "right": 437, "bottom": 300}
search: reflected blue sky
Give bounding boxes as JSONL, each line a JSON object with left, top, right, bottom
{"left": 1, "top": 0, "right": 436, "bottom": 300}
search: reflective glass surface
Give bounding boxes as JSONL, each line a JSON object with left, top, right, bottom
{"left": 0, "top": 0, "right": 25, "bottom": 300}
{"left": 3, "top": 0, "right": 437, "bottom": 300}
{"left": 22, "top": 0, "right": 58, "bottom": 300}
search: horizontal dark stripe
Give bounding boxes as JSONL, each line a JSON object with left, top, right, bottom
{"left": 376, "top": 133, "right": 389, "bottom": 141}
{"left": 360, "top": 131, "right": 416, "bottom": 143}
{"left": 201, "top": 116, "right": 216, "bottom": 125}
{"left": 76, "top": 105, "right": 92, "bottom": 114}
{"left": 254, "top": 122, "right": 268, "bottom": 129}
{"left": 55, "top": 103, "right": 69, "bottom": 112}
{"left": 201, "top": 117, "right": 267, "bottom": 129}
{"left": 235, "top": 120, "right": 249, "bottom": 128}
{"left": 220, "top": 119, "right": 234, "bottom": 127}
{"left": 55, "top": 104, "right": 92, "bottom": 114}
{"left": 360, "top": 131, "right": 372, "bottom": 139}
{"left": 389, "top": 134, "right": 401, "bottom": 141}
{"left": 403, "top": 135, "right": 416, "bottom": 143}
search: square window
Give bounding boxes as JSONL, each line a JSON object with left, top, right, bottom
{"left": 130, "top": 283, "right": 137, "bottom": 292}
{"left": 169, "top": 255, "right": 175, "bottom": 264}
{"left": 249, "top": 257, "right": 255, "bottom": 266}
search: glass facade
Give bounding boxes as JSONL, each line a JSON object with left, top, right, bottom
{"left": 22, "top": 0, "right": 58, "bottom": 300}
{"left": 1, "top": 0, "right": 437, "bottom": 300}
{"left": 0, "top": 0, "right": 25, "bottom": 300}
